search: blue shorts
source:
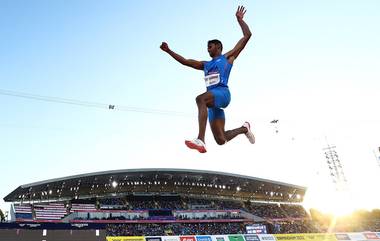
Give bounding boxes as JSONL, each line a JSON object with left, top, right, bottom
{"left": 208, "top": 87, "right": 231, "bottom": 122}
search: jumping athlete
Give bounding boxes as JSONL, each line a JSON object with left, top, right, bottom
{"left": 160, "top": 6, "right": 255, "bottom": 153}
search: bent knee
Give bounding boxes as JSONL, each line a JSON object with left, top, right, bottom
{"left": 214, "top": 135, "right": 226, "bottom": 145}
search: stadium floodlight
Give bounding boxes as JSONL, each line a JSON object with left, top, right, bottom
{"left": 112, "top": 181, "right": 118, "bottom": 188}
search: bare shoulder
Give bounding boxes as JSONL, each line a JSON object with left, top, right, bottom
{"left": 224, "top": 54, "right": 235, "bottom": 64}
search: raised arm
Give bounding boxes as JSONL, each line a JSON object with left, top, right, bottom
{"left": 160, "top": 42, "right": 204, "bottom": 70}
{"left": 224, "top": 6, "right": 252, "bottom": 64}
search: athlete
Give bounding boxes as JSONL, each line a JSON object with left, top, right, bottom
{"left": 160, "top": 6, "right": 255, "bottom": 153}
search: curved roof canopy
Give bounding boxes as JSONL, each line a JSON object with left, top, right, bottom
{"left": 4, "top": 168, "right": 306, "bottom": 203}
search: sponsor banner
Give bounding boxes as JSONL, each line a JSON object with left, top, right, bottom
{"left": 146, "top": 237, "right": 163, "bottom": 241}
{"left": 163, "top": 236, "right": 181, "bottom": 241}
{"left": 196, "top": 236, "right": 213, "bottom": 241}
{"left": 244, "top": 235, "right": 260, "bottom": 241}
{"left": 348, "top": 233, "right": 366, "bottom": 241}
{"left": 363, "top": 233, "right": 380, "bottom": 240}
{"left": 228, "top": 235, "right": 245, "bottom": 241}
{"left": 105, "top": 233, "right": 380, "bottom": 241}
{"left": 106, "top": 236, "right": 144, "bottom": 241}
{"left": 212, "top": 235, "right": 229, "bottom": 241}
{"left": 335, "top": 234, "right": 350, "bottom": 240}
{"left": 259, "top": 235, "right": 276, "bottom": 241}
{"left": 274, "top": 234, "right": 337, "bottom": 241}
{"left": 180, "top": 236, "right": 196, "bottom": 241}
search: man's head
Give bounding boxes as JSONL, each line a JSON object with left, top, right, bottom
{"left": 208, "top": 39, "right": 223, "bottom": 58}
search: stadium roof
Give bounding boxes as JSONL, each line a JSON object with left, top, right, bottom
{"left": 4, "top": 168, "right": 306, "bottom": 203}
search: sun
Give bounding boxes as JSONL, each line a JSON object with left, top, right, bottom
{"left": 302, "top": 167, "right": 380, "bottom": 218}
{"left": 322, "top": 191, "right": 356, "bottom": 217}
{"left": 303, "top": 181, "right": 358, "bottom": 218}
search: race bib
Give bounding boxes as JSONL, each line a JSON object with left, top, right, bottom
{"left": 204, "top": 73, "right": 220, "bottom": 87}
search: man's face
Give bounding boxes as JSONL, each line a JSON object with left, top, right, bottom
{"left": 208, "top": 43, "right": 219, "bottom": 57}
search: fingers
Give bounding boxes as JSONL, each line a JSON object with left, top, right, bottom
{"left": 237, "top": 5, "right": 247, "bottom": 14}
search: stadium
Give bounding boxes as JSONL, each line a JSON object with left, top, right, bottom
{"left": 2, "top": 1, "right": 380, "bottom": 241}
{"left": 1, "top": 168, "right": 379, "bottom": 241}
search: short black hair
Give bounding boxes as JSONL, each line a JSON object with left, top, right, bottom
{"left": 208, "top": 39, "right": 223, "bottom": 52}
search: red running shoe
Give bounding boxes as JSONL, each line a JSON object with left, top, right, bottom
{"left": 185, "top": 139, "right": 207, "bottom": 153}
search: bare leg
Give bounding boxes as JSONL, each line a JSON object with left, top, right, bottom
{"left": 210, "top": 119, "right": 248, "bottom": 145}
{"left": 225, "top": 126, "right": 247, "bottom": 141}
{"left": 210, "top": 119, "right": 227, "bottom": 145}
{"left": 195, "top": 92, "right": 214, "bottom": 143}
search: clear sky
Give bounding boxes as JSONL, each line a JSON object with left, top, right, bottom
{"left": 1, "top": 0, "right": 380, "bottom": 216}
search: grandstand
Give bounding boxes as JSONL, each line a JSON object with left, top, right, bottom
{"left": 2, "top": 168, "right": 379, "bottom": 240}
{"left": 1, "top": 168, "right": 315, "bottom": 240}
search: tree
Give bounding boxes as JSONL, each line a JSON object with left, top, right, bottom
{"left": 0, "top": 209, "right": 4, "bottom": 222}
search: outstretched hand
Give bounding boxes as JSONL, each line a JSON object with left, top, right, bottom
{"left": 160, "top": 42, "right": 170, "bottom": 52}
{"left": 236, "top": 5, "right": 247, "bottom": 21}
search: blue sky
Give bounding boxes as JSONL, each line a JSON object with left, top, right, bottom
{"left": 1, "top": 0, "right": 380, "bottom": 215}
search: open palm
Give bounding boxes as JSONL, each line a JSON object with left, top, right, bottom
{"left": 236, "top": 6, "right": 247, "bottom": 21}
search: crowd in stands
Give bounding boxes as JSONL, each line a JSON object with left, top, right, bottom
{"left": 157, "top": 200, "right": 184, "bottom": 210}
{"left": 98, "top": 197, "right": 246, "bottom": 212}
{"left": 106, "top": 197, "right": 243, "bottom": 211}
{"left": 99, "top": 198, "right": 125, "bottom": 206}
{"left": 106, "top": 222, "right": 246, "bottom": 236}
{"left": 281, "top": 204, "right": 309, "bottom": 218}
{"left": 213, "top": 199, "right": 244, "bottom": 210}
{"left": 104, "top": 219, "right": 322, "bottom": 236}
{"left": 271, "top": 220, "right": 320, "bottom": 234}
{"left": 12, "top": 197, "right": 380, "bottom": 234}
{"left": 127, "top": 200, "right": 157, "bottom": 210}
{"left": 13, "top": 197, "right": 311, "bottom": 223}
{"left": 75, "top": 196, "right": 311, "bottom": 221}
{"left": 245, "top": 203, "right": 308, "bottom": 219}
{"left": 247, "top": 203, "right": 286, "bottom": 219}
